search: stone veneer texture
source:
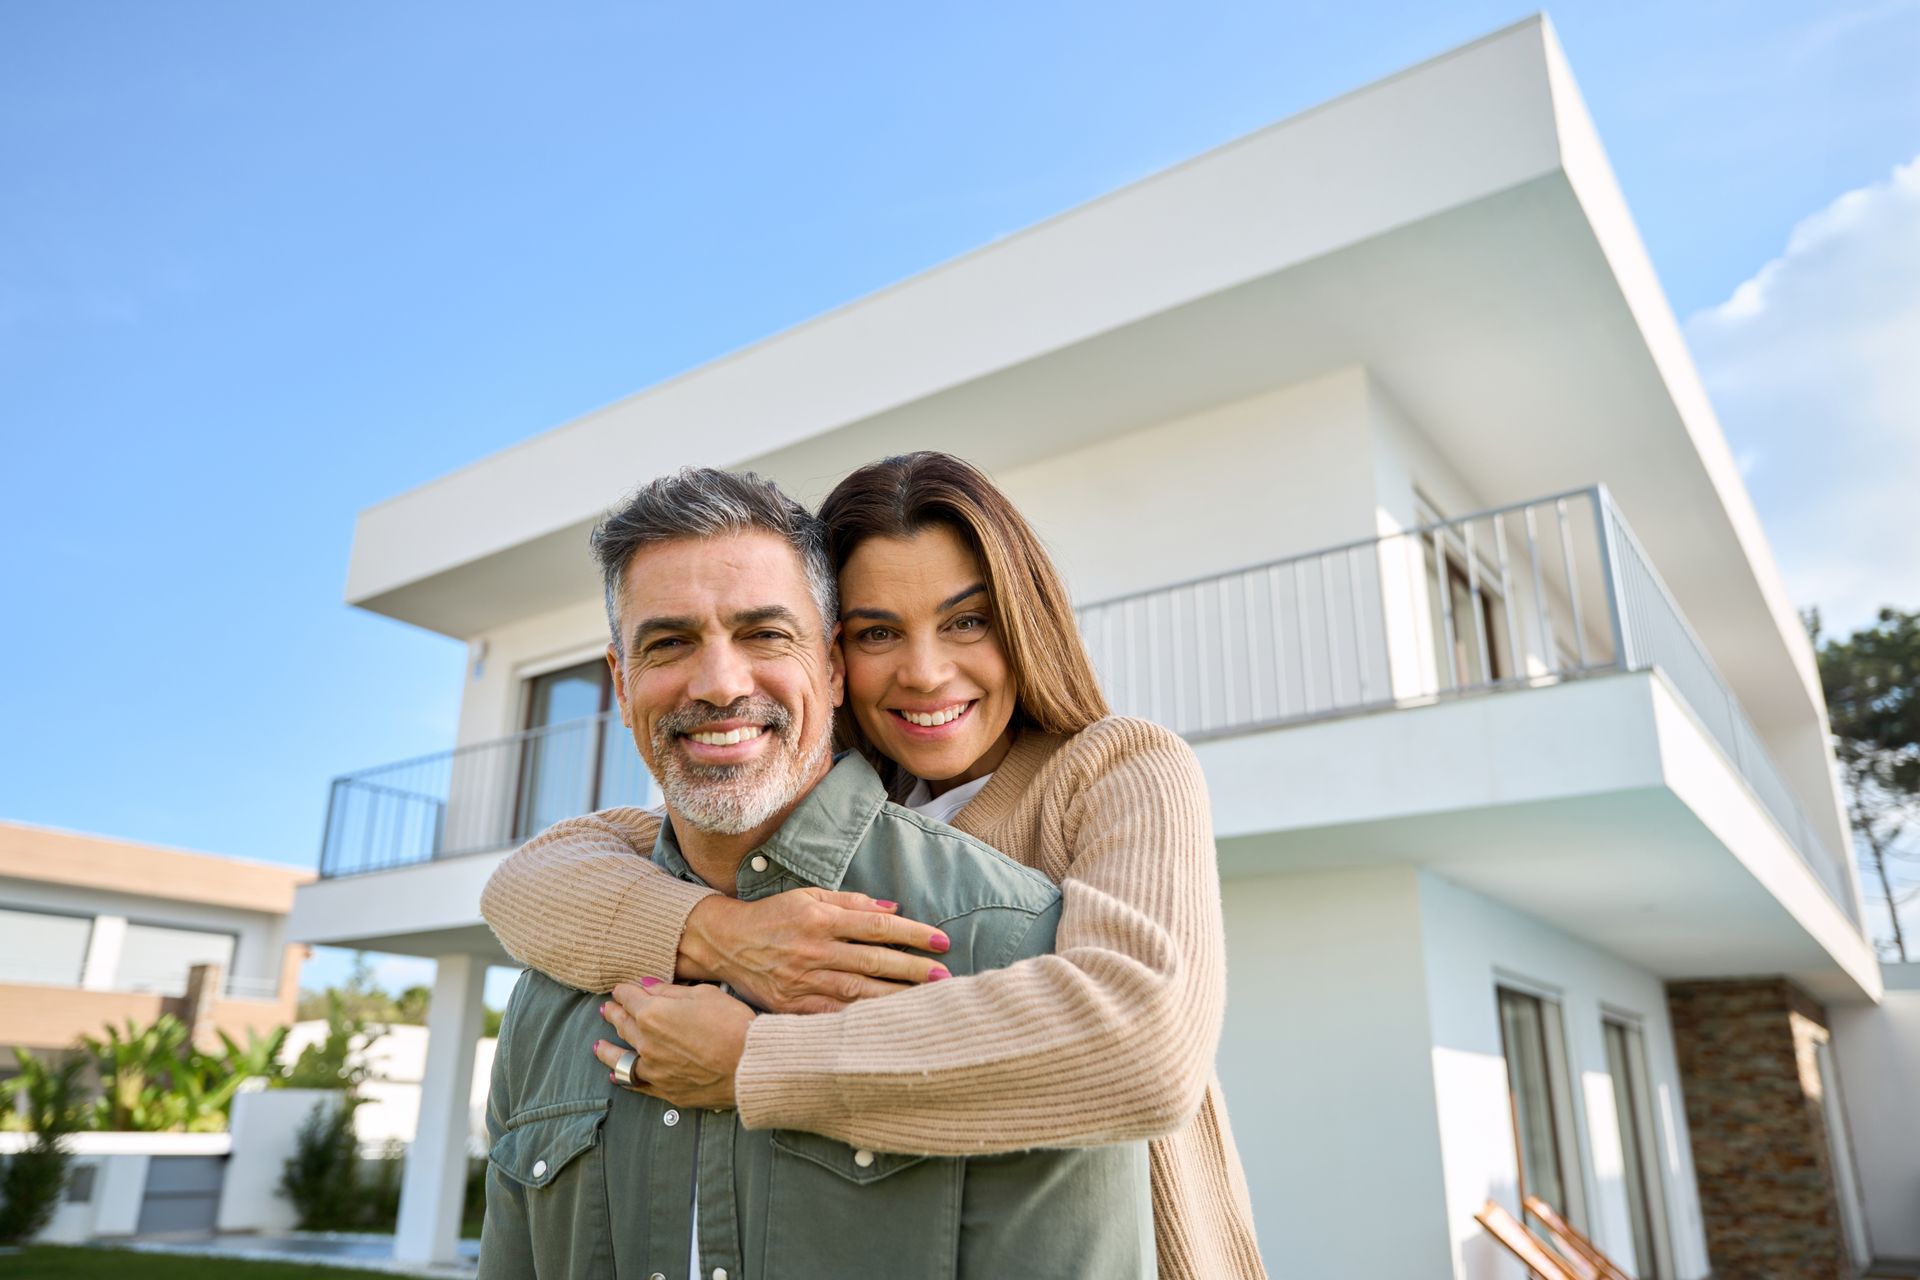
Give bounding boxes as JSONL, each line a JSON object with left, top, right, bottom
{"left": 1666, "top": 978, "right": 1853, "bottom": 1280}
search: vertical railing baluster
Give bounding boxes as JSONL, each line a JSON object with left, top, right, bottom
{"left": 1592, "top": 485, "right": 1631, "bottom": 672}
{"left": 1555, "top": 496, "right": 1590, "bottom": 670}
{"left": 1493, "top": 510, "right": 1522, "bottom": 684}
{"left": 1432, "top": 524, "right": 1459, "bottom": 692}
{"left": 1346, "top": 546, "right": 1369, "bottom": 704}
{"left": 1465, "top": 518, "right": 1492, "bottom": 688}
{"left": 1525, "top": 504, "right": 1556, "bottom": 674}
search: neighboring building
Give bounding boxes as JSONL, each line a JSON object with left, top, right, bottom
{"left": 289, "top": 17, "right": 1912, "bottom": 1277}
{"left": 0, "top": 821, "right": 309, "bottom": 1065}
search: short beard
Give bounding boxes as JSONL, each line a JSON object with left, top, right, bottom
{"left": 650, "top": 697, "right": 829, "bottom": 836}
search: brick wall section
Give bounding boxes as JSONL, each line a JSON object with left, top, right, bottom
{"left": 1667, "top": 978, "right": 1853, "bottom": 1280}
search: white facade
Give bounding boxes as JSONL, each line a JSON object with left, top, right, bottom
{"left": 290, "top": 17, "right": 1897, "bottom": 1274}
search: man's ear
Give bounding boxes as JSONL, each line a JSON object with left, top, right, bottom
{"left": 826, "top": 626, "right": 845, "bottom": 708}
{"left": 606, "top": 644, "right": 633, "bottom": 728}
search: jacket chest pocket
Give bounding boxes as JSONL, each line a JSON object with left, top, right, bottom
{"left": 490, "top": 1101, "right": 614, "bottom": 1279}
{"left": 762, "top": 1130, "right": 960, "bottom": 1280}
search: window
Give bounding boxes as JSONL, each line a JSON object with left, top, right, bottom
{"left": 1603, "top": 1018, "right": 1672, "bottom": 1279}
{"left": 113, "top": 923, "right": 237, "bottom": 997}
{"left": 514, "top": 660, "right": 615, "bottom": 840}
{"left": 0, "top": 907, "right": 93, "bottom": 986}
{"left": 1497, "top": 986, "right": 1584, "bottom": 1224}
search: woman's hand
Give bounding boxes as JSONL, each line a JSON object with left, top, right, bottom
{"left": 594, "top": 980, "right": 754, "bottom": 1110}
{"left": 678, "top": 888, "right": 951, "bottom": 1013}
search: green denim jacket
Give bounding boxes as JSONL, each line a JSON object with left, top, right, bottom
{"left": 479, "top": 753, "right": 1153, "bottom": 1280}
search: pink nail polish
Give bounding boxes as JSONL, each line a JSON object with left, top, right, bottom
{"left": 929, "top": 932, "right": 950, "bottom": 953}
{"left": 928, "top": 966, "right": 951, "bottom": 982}
{"left": 639, "top": 976, "right": 662, "bottom": 989}
{"left": 875, "top": 900, "right": 898, "bottom": 910}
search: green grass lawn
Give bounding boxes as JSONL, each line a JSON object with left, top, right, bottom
{"left": 5, "top": 1247, "right": 401, "bottom": 1279}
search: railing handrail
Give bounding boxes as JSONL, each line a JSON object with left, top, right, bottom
{"left": 337, "top": 706, "right": 622, "bottom": 783}
{"left": 1072, "top": 484, "right": 1605, "bottom": 613}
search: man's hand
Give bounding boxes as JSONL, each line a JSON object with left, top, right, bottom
{"left": 594, "top": 980, "right": 751, "bottom": 1110}
{"left": 678, "top": 888, "right": 951, "bottom": 1014}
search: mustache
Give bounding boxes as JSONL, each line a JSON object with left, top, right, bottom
{"left": 656, "top": 697, "right": 793, "bottom": 739}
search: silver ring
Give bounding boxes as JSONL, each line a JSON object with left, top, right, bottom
{"left": 613, "top": 1048, "right": 640, "bottom": 1088}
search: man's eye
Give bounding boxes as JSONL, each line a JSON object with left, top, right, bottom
{"left": 646, "top": 638, "right": 686, "bottom": 653}
{"left": 748, "top": 629, "right": 788, "bottom": 642}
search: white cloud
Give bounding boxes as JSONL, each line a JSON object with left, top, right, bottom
{"left": 1685, "top": 154, "right": 1920, "bottom": 636}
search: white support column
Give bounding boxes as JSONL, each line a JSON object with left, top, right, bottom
{"left": 80, "top": 915, "right": 127, "bottom": 990}
{"left": 394, "top": 953, "right": 487, "bottom": 1265}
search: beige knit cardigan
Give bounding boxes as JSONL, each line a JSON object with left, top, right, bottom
{"left": 480, "top": 716, "right": 1266, "bottom": 1280}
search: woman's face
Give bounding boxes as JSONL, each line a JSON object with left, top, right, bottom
{"left": 838, "top": 524, "right": 1017, "bottom": 792}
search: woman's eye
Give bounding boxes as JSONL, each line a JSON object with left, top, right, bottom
{"left": 857, "top": 626, "right": 896, "bottom": 644}
{"left": 951, "top": 614, "right": 989, "bottom": 633}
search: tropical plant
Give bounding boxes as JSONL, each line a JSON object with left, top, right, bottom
{"left": 0, "top": 1049, "right": 87, "bottom": 1245}
{"left": 84, "top": 1015, "right": 288, "bottom": 1132}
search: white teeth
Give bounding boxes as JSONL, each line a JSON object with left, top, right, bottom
{"left": 900, "top": 703, "right": 970, "bottom": 727}
{"left": 688, "top": 726, "right": 766, "bottom": 746}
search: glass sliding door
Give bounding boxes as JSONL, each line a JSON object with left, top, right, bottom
{"left": 1603, "top": 1018, "right": 1671, "bottom": 1279}
{"left": 1497, "top": 986, "right": 1585, "bottom": 1228}
{"left": 513, "top": 660, "right": 613, "bottom": 841}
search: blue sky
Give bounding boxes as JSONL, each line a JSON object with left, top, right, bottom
{"left": 4, "top": 1, "right": 1917, "bottom": 993}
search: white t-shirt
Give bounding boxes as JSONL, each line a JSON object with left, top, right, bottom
{"left": 902, "top": 772, "right": 994, "bottom": 824}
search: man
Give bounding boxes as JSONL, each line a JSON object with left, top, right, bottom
{"left": 479, "top": 468, "right": 1151, "bottom": 1280}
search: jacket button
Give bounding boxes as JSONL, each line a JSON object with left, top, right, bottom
{"left": 713, "top": 1270, "right": 728, "bottom": 1280}
{"left": 531, "top": 1160, "right": 548, "bottom": 1178}
{"left": 853, "top": 1149, "right": 875, "bottom": 1168}
{"left": 749, "top": 855, "right": 769, "bottom": 872}
{"left": 649, "top": 1274, "right": 666, "bottom": 1280}
{"left": 663, "top": 1109, "right": 680, "bottom": 1126}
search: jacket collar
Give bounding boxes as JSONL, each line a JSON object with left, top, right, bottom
{"left": 651, "top": 751, "right": 888, "bottom": 894}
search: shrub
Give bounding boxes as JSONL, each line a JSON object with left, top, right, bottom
{"left": 279, "top": 1095, "right": 366, "bottom": 1231}
{"left": 0, "top": 1050, "right": 87, "bottom": 1246}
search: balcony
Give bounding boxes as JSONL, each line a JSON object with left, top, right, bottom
{"left": 317, "top": 486, "right": 1855, "bottom": 933}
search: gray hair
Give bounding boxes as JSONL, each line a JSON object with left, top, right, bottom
{"left": 591, "top": 467, "right": 838, "bottom": 653}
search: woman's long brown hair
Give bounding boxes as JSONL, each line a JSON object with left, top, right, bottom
{"left": 820, "top": 452, "right": 1110, "bottom": 775}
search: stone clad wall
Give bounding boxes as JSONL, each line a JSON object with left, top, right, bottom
{"left": 1666, "top": 978, "right": 1853, "bottom": 1280}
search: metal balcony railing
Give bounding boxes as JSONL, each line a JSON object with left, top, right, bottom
{"left": 1075, "top": 484, "right": 1857, "bottom": 924}
{"left": 319, "top": 711, "right": 655, "bottom": 878}
{"left": 317, "top": 484, "right": 1857, "bottom": 930}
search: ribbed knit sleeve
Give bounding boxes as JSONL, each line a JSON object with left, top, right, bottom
{"left": 734, "top": 717, "right": 1226, "bottom": 1155}
{"left": 479, "top": 807, "right": 712, "bottom": 995}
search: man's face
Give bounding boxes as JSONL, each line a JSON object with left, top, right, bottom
{"left": 607, "top": 531, "right": 843, "bottom": 836}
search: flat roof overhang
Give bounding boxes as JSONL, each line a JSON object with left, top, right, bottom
{"left": 1203, "top": 671, "right": 1880, "bottom": 1004}
{"left": 342, "top": 15, "right": 1823, "bottom": 755}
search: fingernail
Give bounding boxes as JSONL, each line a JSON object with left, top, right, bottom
{"left": 608, "top": 1071, "right": 617, "bottom": 1084}
{"left": 593, "top": 1040, "right": 605, "bottom": 1051}
{"left": 929, "top": 932, "right": 950, "bottom": 953}
{"left": 639, "top": 976, "right": 662, "bottom": 989}
{"left": 875, "top": 900, "right": 898, "bottom": 910}
{"left": 928, "top": 966, "right": 950, "bottom": 981}
{"left": 599, "top": 1002, "right": 610, "bottom": 1016}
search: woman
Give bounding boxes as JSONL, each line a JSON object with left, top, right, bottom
{"left": 482, "top": 452, "right": 1266, "bottom": 1279}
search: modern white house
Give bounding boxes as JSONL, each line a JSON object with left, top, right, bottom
{"left": 0, "top": 821, "right": 308, "bottom": 1067}
{"left": 288, "top": 17, "right": 1912, "bottom": 1277}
